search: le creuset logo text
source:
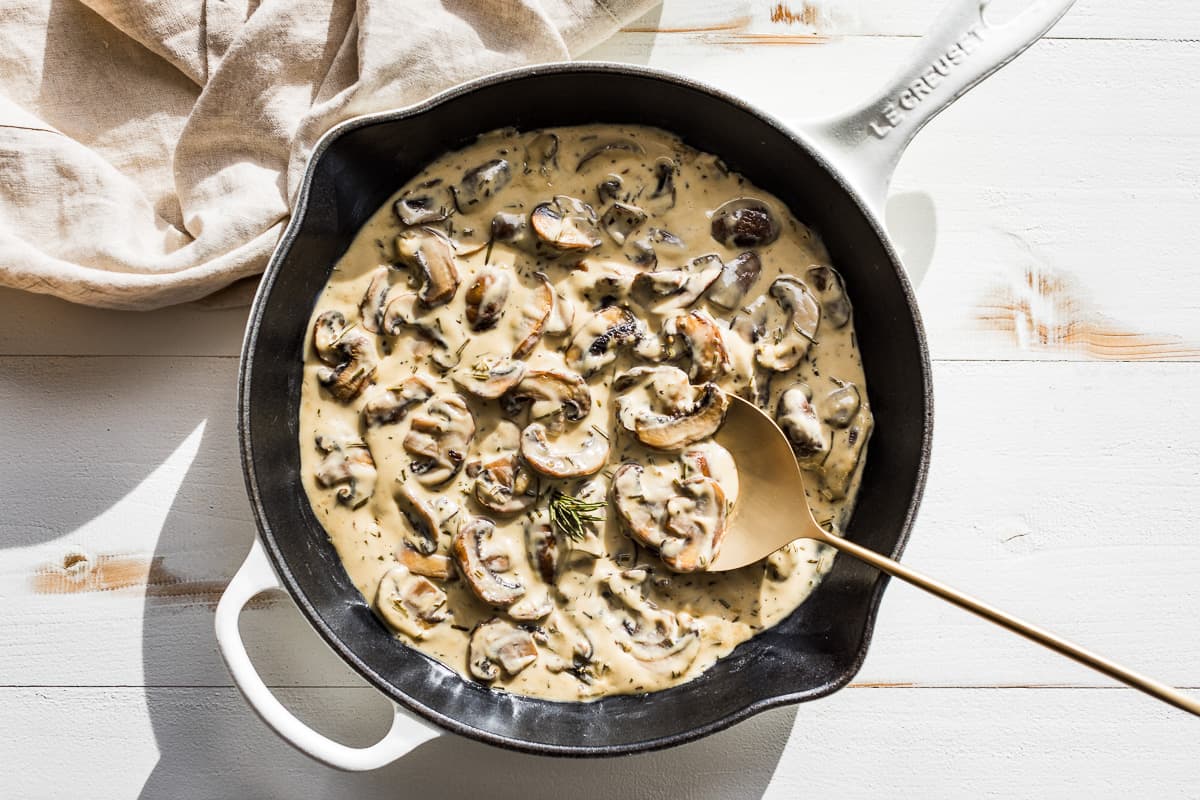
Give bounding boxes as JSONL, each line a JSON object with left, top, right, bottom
{"left": 868, "top": 23, "right": 989, "bottom": 139}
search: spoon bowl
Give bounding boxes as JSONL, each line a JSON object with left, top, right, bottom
{"left": 712, "top": 394, "right": 1200, "bottom": 717}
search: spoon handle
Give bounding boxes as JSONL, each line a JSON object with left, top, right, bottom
{"left": 820, "top": 532, "right": 1200, "bottom": 717}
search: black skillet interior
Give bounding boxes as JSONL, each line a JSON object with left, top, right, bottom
{"left": 240, "top": 65, "right": 932, "bottom": 756}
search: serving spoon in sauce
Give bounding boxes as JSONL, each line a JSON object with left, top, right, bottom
{"left": 712, "top": 394, "right": 1200, "bottom": 717}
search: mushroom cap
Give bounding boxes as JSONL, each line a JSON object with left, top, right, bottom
{"left": 468, "top": 618, "right": 539, "bottom": 681}
{"left": 452, "top": 517, "right": 526, "bottom": 608}
{"left": 359, "top": 266, "right": 390, "bottom": 333}
{"left": 473, "top": 453, "right": 539, "bottom": 515}
{"left": 706, "top": 252, "right": 762, "bottom": 310}
{"left": 520, "top": 423, "right": 609, "bottom": 478}
{"left": 600, "top": 201, "right": 647, "bottom": 245}
{"left": 525, "top": 514, "right": 559, "bottom": 584}
{"left": 402, "top": 393, "right": 476, "bottom": 486}
{"left": 512, "top": 274, "right": 555, "bottom": 358}
{"left": 361, "top": 376, "right": 433, "bottom": 427}
{"left": 663, "top": 309, "right": 731, "bottom": 383}
{"left": 823, "top": 380, "right": 861, "bottom": 428}
{"left": 631, "top": 266, "right": 721, "bottom": 314}
{"left": 506, "top": 368, "right": 591, "bottom": 423}
{"left": 734, "top": 276, "right": 821, "bottom": 372}
{"left": 806, "top": 265, "right": 852, "bottom": 328}
{"left": 452, "top": 356, "right": 526, "bottom": 400}
{"left": 395, "top": 481, "right": 460, "bottom": 555}
{"left": 394, "top": 189, "right": 450, "bottom": 227}
{"left": 394, "top": 227, "right": 460, "bottom": 307}
{"left": 776, "top": 385, "right": 830, "bottom": 465}
{"left": 376, "top": 565, "right": 449, "bottom": 639}
{"left": 632, "top": 383, "right": 730, "bottom": 452}
{"left": 565, "top": 305, "right": 643, "bottom": 377}
{"left": 530, "top": 195, "right": 601, "bottom": 252}
{"left": 312, "top": 310, "right": 376, "bottom": 403}
{"left": 710, "top": 197, "right": 780, "bottom": 248}
{"left": 451, "top": 159, "right": 512, "bottom": 212}
{"left": 396, "top": 546, "right": 454, "bottom": 581}
{"left": 314, "top": 436, "right": 377, "bottom": 508}
{"left": 464, "top": 268, "right": 511, "bottom": 331}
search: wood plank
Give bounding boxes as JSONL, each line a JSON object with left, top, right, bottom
{"left": 2, "top": 356, "right": 1197, "bottom": 688}
{"left": 1, "top": 686, "right": 1194, "bottom": 797}
{"left": 620, "top": 0, "right": 1200, "bottom": 41}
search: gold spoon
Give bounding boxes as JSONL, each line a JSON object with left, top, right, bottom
{"left": 712, "top": 394, "right": 1200, "bottom": 717}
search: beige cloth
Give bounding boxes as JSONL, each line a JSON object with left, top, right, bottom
{"left": 0, "top": 0, "right": 655, "bottom": 310}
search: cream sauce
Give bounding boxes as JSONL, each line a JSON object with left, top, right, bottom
{"left": 299, "top": 125, "right": 874, "bottom": 701}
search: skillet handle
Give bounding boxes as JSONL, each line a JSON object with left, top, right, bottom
{"left": 215, "top": 539, "right": 443, "bottom": 771}
{"left": 805, "top": 0, "right": 1075, "bottom": 217}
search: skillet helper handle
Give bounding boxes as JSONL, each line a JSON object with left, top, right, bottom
{"left": 806, "top": 0, "right": 1076, "bottom": 217}
{"left": 215, "top": 539, "right": 443, "bottom": 770}
{"left": 819, "top": 532, "right": 1200, "bottom": 717}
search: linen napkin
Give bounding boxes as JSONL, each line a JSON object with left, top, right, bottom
{"left": 0, "top": 0, "right": 658, "bottom": 310}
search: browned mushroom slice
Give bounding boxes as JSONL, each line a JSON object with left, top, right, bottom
{"left": 402, "top": 393, "right": 476, "bottom": 486}
{"left": 602, "top": 570, "right": 700, "bottom": 669}
{"left": 531, "top": 195, "right": 601, "bottom": 252}
{"left": 643, "top": 157, "right": 678, "bottom": 214}
{"left": 575, "top": 139, "right": 644, "bottom": 172}
{"left": 775, "top": 384, "right": 830, "bottom": 466}
{"left": 823, "top": 380, "right": 861, "bottom": 428}
{"left": 524, "top": 131, "right": 559, "bottom": 174}
{"left": 394, "top": 227, "right": 459, "bottom": 307}
{"left": 520, "top": 423, "right": 609, "bottom": 478}
{"left": 506, "top": 368, "right": 591, "bottom": 423}
{"left": 395, "top": 482, "right": 460, "bottom": 555}
{"left": 396, "top": 546, "right": 454, "bottom": 581}
{"left": 571, "top": 259, "right": 641, "bottom": 305}
{"left": 490, "top": 211, "right": 534, "bottom": 252}
{"left": 706, "top": 252, "right": 762, "bottom": 309}
{"left": 565, "top": 306, "right": 643, "bottom": 376}
{"left": 359, "top": 267, "right": 390, "bottom": 333}
{"left": 452, "top": 355, "right": 525, "bottom": 400}
{"left": 806, "top": 265, "right": 852, "bottom": 328}
{"left": 525, "top": 513, "right": 558, "bottom": 584}
{"left": 597, "top": 173, "right": 624, "bottom": 203}
{"left": 820, "top": 405, "right": 873, "bottom": 502}
{"left": 473, "top": 453, "right": 539, "bottom": 515}
{"left": 710, "top": 198, "right": 780, "bottom": 248}
{"left": 600, "top": 202, "right": 647, "bottom": 245}
{"left": 632, "top": 383, "right": 730, "bottom": 452}
{"left": 464, "top": 268, "right": 511, "bottom": 331}
{"left": 511, "top": 274, "right": 554, "bottom": 358}
{"left": 507, "top": 590, "right": 554, "bottom": 622}
{"left": 376, "top": 565, "right": 449, "bottom": 639}
{"left": 631, "top": 267, "right": 721, "bottom": 314}
{"left": 451, "top": 159, "right": 512, "bottom": 212}
{"left": 453, "top": 517, "right": 525, "bottom": 608}
{"left": 610, "top": 463, "right": 667, "bottom": 546}
{"left": 394, "top": 183, "right": 450, "bottom": 226}
{"left": 468, "top": 618, "right": 538, "bottom": 681}
{"left": 361, "top": 376, "right": 433, "bottom": 427}
{"left": 314, "top": 435, "right": 377, "bottom": 508}
{"left": 734, "top": 276, "right": 821, "bottom": 372}
{"left": 312, "top": 310, "right": 376, "bottom": 402}
{"left": 663, "top": 310, "right": 730, "bottom": 383}
{"left": 659, "top": 471, "right": 728, "bottom": 572}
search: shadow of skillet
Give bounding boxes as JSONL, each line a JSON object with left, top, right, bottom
{"left": 130, "top": 372, "right": 794, "bottom": 798}
{"left": 885, "top": 191, "right": 938, "bottom": 289}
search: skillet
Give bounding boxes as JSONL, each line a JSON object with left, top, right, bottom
{"left": 215, "top": 0, "right": 1076, "bottom": 768}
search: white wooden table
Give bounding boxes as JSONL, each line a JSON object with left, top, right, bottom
{"left": 3, "top": 1, "right": 1198, "bottom": 796}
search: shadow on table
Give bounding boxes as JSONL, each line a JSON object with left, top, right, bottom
{"left": 133, "top": 399, "right": 796, "bottom": 798}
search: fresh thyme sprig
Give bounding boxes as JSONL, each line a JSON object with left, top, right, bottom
{"left": 548, "top": 489, "right": 606, "bottom": 541}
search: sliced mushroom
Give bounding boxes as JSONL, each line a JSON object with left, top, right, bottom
{"left": 631, "top": 267, "right": 721, "bottom": 314}
{"left": 380, "top": 292, "right": 467, "bottom": 371}
{"left": 376, "top": 565, "right": 449, "bottom": 639}
{"left": 468, "top": 618, "right": 538, "bottom": 681}
{"left": 543, "top": 281, "right": 575, "bottom": 336}
{"left": 394, "top": 182, "right": 450, "bottom": 226}
{"left": 776, "top": 385, "right": 830, "bottom": 466}
{"left": 531, "top": 195, "right": 601, "bottom": 252}
{"left": 734, "top": 276, "right": 820, "bottom": 372}
{"left": 520, "top": 423, "right": 609, "bottom": 479}
{"left": 625, "top": 227, "right": 686, "bottom": 270}
{"left": 490, "top": 211, "right": 534, "bottom": 251}
{"left": 507, "top": 591, "right": 554, "bottom": 622}
{"left": 710, "top": 198, "right": 780, "bottom": 248}
{"left": 314, "top": 434, "right": 376, "bottom": 508}
{"left": 602, "top": 569, "right": 700, "bottom": 670}
{"left": 359, "top": 267, "right": 390, "bottom": 333}
{"left": 394, "top": 227, "right": 459, "bottom": 307}
{"left": 565, "top": 306, "right": 643, "bottom": 376}
{"left": 807, "top": 265, "right": 852, "bottom": 328}
{"left": 396, "top": 546, "right": 454, "bottom": 581}
{"left": 451, "top": 159, "right": 511, "bottom": 211}
{"left": 610, "top": 457, "right": 729, "bottom": 573}
{"left": 597, "top": 173, "right": 624, "bottom": 203}
{"left": 473, "top": 453, "right": 539, "bottom": 515}
{"left": 662, "top": 310, "right": 730, "bottom": 382}
{"left": 512, "top": 274, "right": 554, "bottom": 358}
{"left": 643, "top": 157, "right": 677, "bottom": 214}
{"left": 506, "top": 368, "right": 591, "bottom": 423}
{"left": 600, "top": 202, "right": 647, "bottom": 245}
{"left": 706, "top": 252, "right": 762, "bottom": 309}
{"left": 526, "top": 512, "right": 558, "bottom": 584}
{"left": 524, "top": 132, "right": 559, "bottom": 174}
{"left": 362, "top": 376, "right": 433, "bottom": 427}
{"left": 575, "top": 138, "right": 643, "bottom": 172}
{"left": 464, "top": 268, "right": 511, "bottom": 331}
{"left": 403, "top": 393, "right": 476, "bottom": 486}
{"left": 820, "top": 406, "right": 873, "bottom": 502}
{"left": 823, "top": 380, "right": 861, "bottom": 428}
{"left": 453, "top": 516, "right": 525, "bottom": 608}
{"left": 625, "top": 382, "right": 730, "bottom": 452}
{"left": 313, "top": 310, "right": 376, "bottom": 402}
{"left": 570, "top": 259, "right": 641, "bottom": 305}
{"left": 452, "top": 355, "right": 525, "bottom": 400}
{"left": 395, "top": 482, "right": 461, "bottom": 555}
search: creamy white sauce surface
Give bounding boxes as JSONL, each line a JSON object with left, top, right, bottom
{"left": 299, "top": 125, "right": 874, "bottom": 701}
